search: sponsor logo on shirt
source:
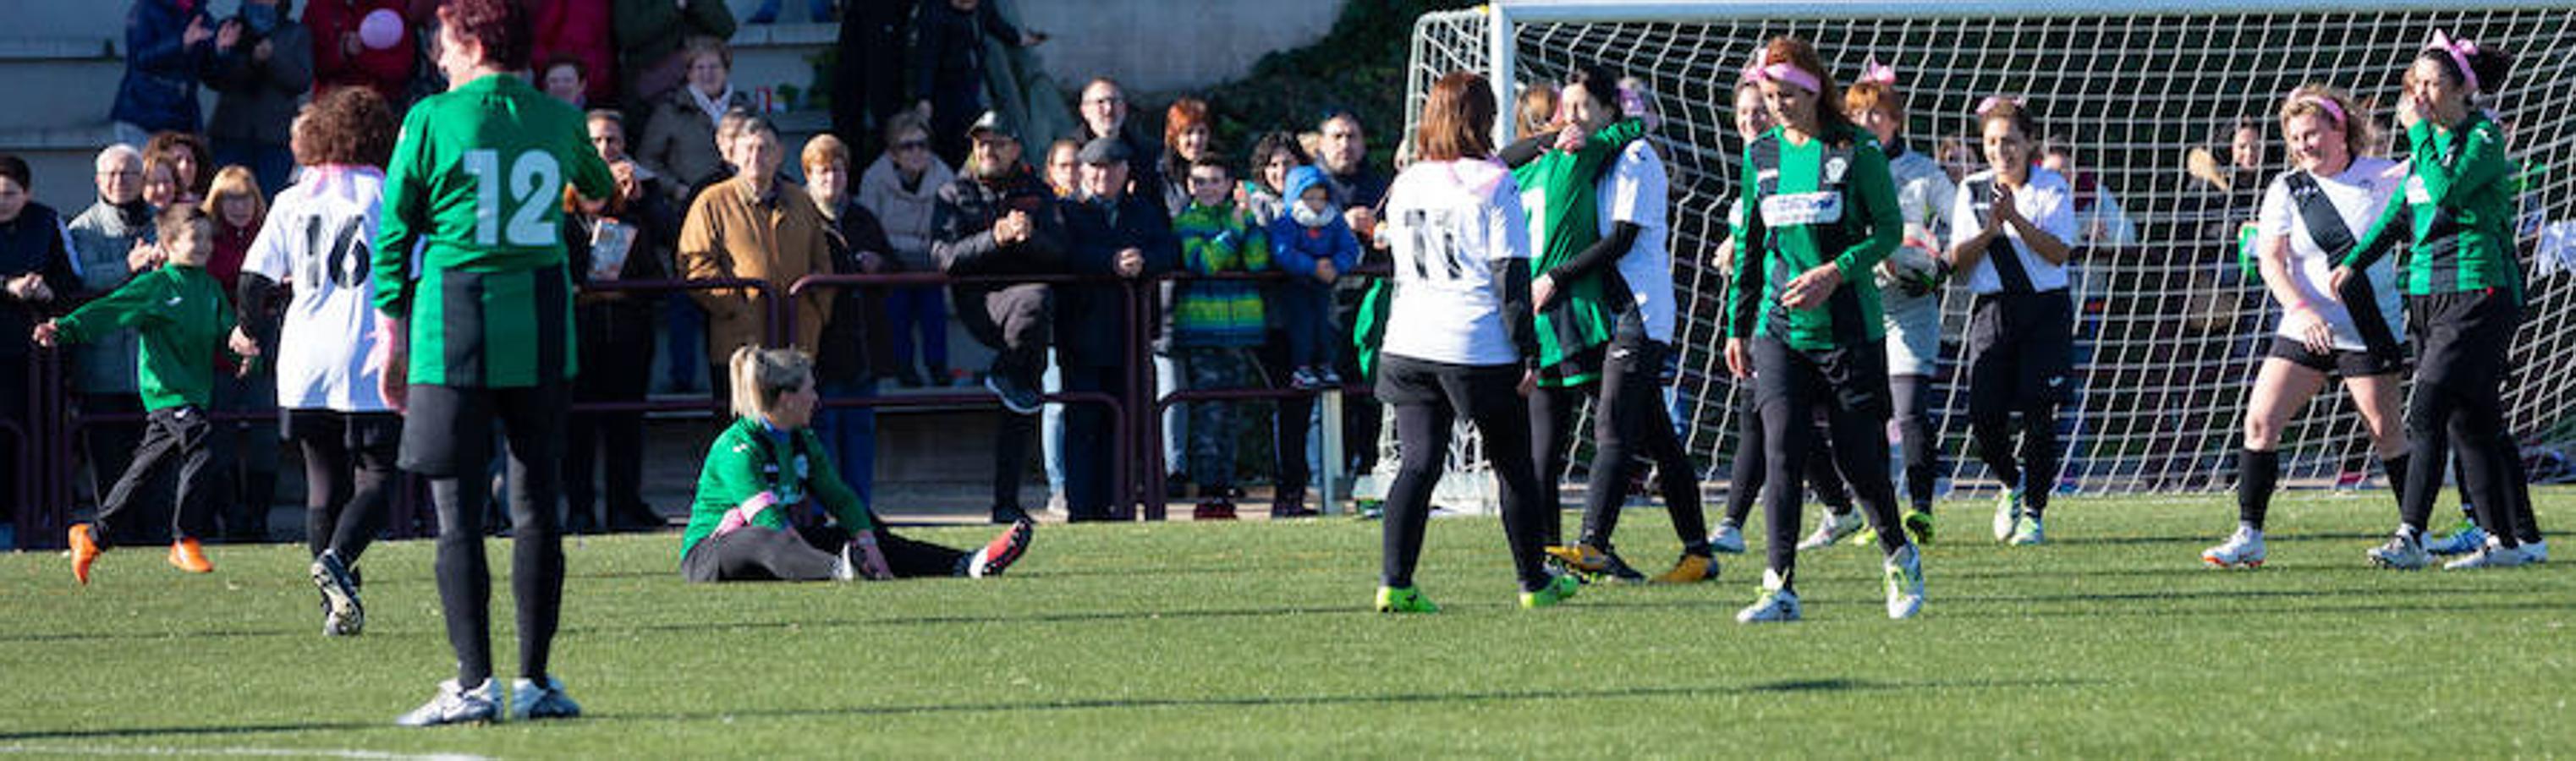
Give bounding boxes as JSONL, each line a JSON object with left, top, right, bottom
{"left": 2405, "top": 175, "right": 2431, "bottom": 205}
{"left": 1760, "top": 192, "right": 1844, "bottom": 227}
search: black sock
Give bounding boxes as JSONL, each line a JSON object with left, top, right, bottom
{"left": 2381, "top": 452, "right": 2411, "bottom": 523}
{"left": 2238, "top": 448, "right": 2280, "bottom": 531}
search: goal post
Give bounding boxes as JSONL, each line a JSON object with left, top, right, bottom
{"left": 1405, "top": 0, "right": 2576, "bottom": 497}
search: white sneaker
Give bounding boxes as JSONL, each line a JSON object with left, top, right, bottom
{"left": 2524, "top": 539, "right": 2548, "bottom": 563}
{"left": 1735, "top": 569, "right": 1801, "bottom": 623}
{"left": 2200, "top": 528, "right": 2266, "bottom": 568}
{"left": 1705, "top": 522, "right": 1747, "bottom": 555}
{"left": 395, "top": 679, "right": 501, "bottom": 727}
{"left": 2425, "top": 523, "right": 2488, "bottom": 556}
{"left": 1993, "top": 490, "right": 2024, "bottom": 542}
{"left": 1883, "top": 545, "right": 1924, "bottom": 620}
{"left": 2008, "top": 516, "right": 2046, "bottom": 545}
{"left": 2442, "top": 538, "right": 2535, "bottom": 570}
{"left": 1795, "top": 510, "right": 1862, "bottom": 551}
{"left": 2366, "top": 532, "right": 2430, "bottom": 570}
{"left": 510, "top": 676, "right": 582, "bottom": 720}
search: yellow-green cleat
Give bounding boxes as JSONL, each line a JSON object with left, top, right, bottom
{"left": 1375, "top": 585, "right": 1439, "bottom": 613}
{"left": 1520, "top": 573, "right": 1580, "bottom": 609}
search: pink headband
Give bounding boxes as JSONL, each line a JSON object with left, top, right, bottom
{"left": 2428, "top": 30, "right": 2483, "bottom": 93}
{"left": 2290, "top": 91, "right": 2348, "bottom": 128}
{"left": 1759, "top": 63, "right": 1821, "bottom": 94}
{"left": 1858, "top": 57, "right": 1897, "bottom": 86}
{"left": 1975, "top": 95, "right": 2025, "bottom": 116}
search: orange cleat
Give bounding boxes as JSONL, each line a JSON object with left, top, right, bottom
{"left": 168, "top": 538, "right": 215, "bottom": 573}
{"left": 69, "top": 523, "right": 102, "bottom": 584}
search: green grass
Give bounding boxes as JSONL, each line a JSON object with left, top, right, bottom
{"left": 4, "top": 491, "right": 2573, "bottom": 758}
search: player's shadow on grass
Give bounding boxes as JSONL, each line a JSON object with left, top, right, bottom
{"left": 2032, "top": 531, "right": 2391, "bottom": 546}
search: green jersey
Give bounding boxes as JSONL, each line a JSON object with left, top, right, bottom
{"left": 54, "top": 262, "right": 235, "bottom": 410}
{"left": 1727, "top": 123, "right": 1902, "bottom": 352}
{"left": 2341, "top": 112, "right": 2523, "bottom": 302}
{"left": 374, "top": 74, "right": 614, "bottom": 387}
{"left": 1513, "top": 118, "right": 1644, "bottom": 384}
{"left": 681, "top": 416, "right": 876, "bottom": 560}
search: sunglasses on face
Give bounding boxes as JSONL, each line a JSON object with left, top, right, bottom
{"left": 893, "top": 140, "right": 930, "bottom": 151}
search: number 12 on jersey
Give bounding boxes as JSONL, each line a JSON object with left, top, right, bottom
{"left": 462, "top": 149, "right": 564, "bottom": 248}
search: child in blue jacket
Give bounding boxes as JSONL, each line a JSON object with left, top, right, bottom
{"left": 1268, "top": 165, "right": 1360, "bottom": 389}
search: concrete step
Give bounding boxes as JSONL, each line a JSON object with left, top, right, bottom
{"left": 2, "top": 123, "right": 119, "bottom": 211}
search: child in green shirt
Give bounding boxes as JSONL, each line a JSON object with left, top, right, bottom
{"left": 41, "top": 205, "right": 238, "bottom": 583}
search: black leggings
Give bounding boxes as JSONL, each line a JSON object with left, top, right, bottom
{"left": 1377, "top": 356, "right": 1551, "bottom": 592}
{"left": 1529, "top": 382, "right": 1581, "bottom": 545}
{"left": 291, "top": 410, "right": 398, "bottom": 563}
{"left": 1891, "top": 373, "right": 1942, "bottom": 511}
{"left": 680, "top": 523, "right": 966, "bottom": 582}
{"left": 2399, "top": 292, "right": 2524, "bottom": 547}
{"left": 1966, "top": 292, "right": 2073, "bottom": 515}
{"left": 1722, "top": 393, "right": 1850, "bottom": 528}
{"left": 1574, "top": 338, "right": 1704, "bottom": 553}
{"left": 1751, "top": 337, "right": 1909, "bottom": 591}
{"left": 407, "top": 383, "right": 566, "bottom": 687}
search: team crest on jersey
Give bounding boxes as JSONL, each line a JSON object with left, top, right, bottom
{"left": 2404, "top": 175, "right": 2431, "bottom": 205}
{"left": 1760, "top": 191, "right": 1844, "bottom": 227}
{"left": 1823, "top": 156, "right": 1849, "bottom": 183}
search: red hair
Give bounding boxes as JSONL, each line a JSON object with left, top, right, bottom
{"left": 437, "top": 0, "right": 527, "bottom": 71}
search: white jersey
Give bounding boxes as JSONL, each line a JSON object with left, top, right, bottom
{"left": 1598, "top": 141, "right": 1674, "bottom": 342}
{"left": 1949, "top": 166, "right": 2079, "bottom": 294}
{"left": 1381, "top": 158, "right": 1532, "bottom": 367}
{"left": 1881, "top": 148, "right": 1956, "bottom": 376}
{"left": 246, "top": 166, "right": 392, "bottom": 413}
{"left": 2255, "top": 156, "right": 2407, "bottom": 352}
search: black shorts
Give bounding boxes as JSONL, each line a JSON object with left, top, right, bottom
{"left": 284, "top": 408, "right": 404, "bottom": 451}
{"left": 397, "top": 382, "right": 568, "bottom": 478}
{"left": 2265, "top": 336, "right": 2405, "bottom": 377}
{"left": 1749, "top": 336, "right": 1892, "bottom": 420}
{"left": 1966, "top": 290, "right": 2075, "bottom": 408}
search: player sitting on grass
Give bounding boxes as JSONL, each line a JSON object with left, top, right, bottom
{"left": 43, "top": 205, "right": 239, "bottom": 583}
{"left": 682, "top": 346, "right": 1034, "bottom": 583}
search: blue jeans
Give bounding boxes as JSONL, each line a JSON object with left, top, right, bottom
{"left": 1041, "top": 350, "right": 1066, "bottom": 496}
{"left": 887, "top": 284, "right": 950, "bottom": 378}
{"left": 748, "top": 0, "right": 833, "bottom": 22}
{"left": 662, "top": 295, "right": 705, "bottom": 391}
{"left": 212, "top": 140, "right": 294, "bottom": 198}
{"left": 816, "top": 380, "right": 879, "bottom": 507}
{"left": 1156, "top": 353, "right": 1184, "bottom": 479}
{"left": 1278, "top": 281, "right": 1337, "bottom": 369}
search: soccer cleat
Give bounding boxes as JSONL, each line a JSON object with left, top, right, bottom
{"left": 395, "top": 679, "right": 501, "bottom": 726}
{"left": 1993, "top": 490, "right": 2024, "bottom": 542}
{"left": 312, "top": 550, "right": 365, "bottom": 636}
{"left": 1519, "top": 572, "right": 1580, "bottom": 609}
{"left": 1902, "top": 509, "right": 1936, "bottom": 546}
{"left": 984, "top": 374, "right": 1042, "bottom": 415}
{"left": 69, "top": 523, "right": 101, "bottom": 585}
{"left": 2425, "top": 522, "right": 2489, "bottom": 556}
{"left": 1705, "top": 522, "right": 1747, "bottom": 555}
{"left": 2442, "top": 538, "right": 2533, "bottom": 571}
{"left": 1796, "top": 510, "right": 1862, "bottom": 551}
{"left": 1735, "top": 570, "right": 1800, "bottom": 623}
{"left": 167, "top": 538, "right": 214, "bottom": 573}
{"left": 1541, "top": 543, "right": 1645, "bottom": 583}
{"left": 2524, "top": 539, "right": 2549, "bottom": 563}
{"left": 2200, "top": 528, "right": 2266, "bottom": 569}
{"left": 1651, "top": 553, "right": 1718, "bottom": 584}
{"left": 510, "top": 676, "right": 582, "bottom": 720}
{"left": 2009, "top": 516, "right": 2046, "bottom": 546}
{"left": 2366, "top": 532, "right": 2430, "bottom": 570}
{"left": 969, "top": 518, "right": 1035, "bottom": 578}
{"left": 1353, "top": 499, "right": 1384, "bottom": 521}
{"left": 1375, "top": 585, "right": 1439, "bottom": 613}
{"left": 1884, "top": 545, "right": 1925, "bottom": 620}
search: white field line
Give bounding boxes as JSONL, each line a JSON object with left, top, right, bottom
{"left": 0, "top": 744, "right": 494, "bottom": 760}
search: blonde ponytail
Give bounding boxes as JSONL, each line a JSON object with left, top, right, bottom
{"left": 728, "top": 345, "right": 815, "bottom": 423}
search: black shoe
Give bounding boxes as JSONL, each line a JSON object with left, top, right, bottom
{"left": 565, "top": 510, "right": 599, "bottom": 535}
{"left": 895, "top": 368, "right": 925, "bottom": 388}
{"left": 991, "top": 504, "right": 1032, "bottom": 524}
{"left": 984, "top": 374, "right": 1041, "bottom": 415}
{"left": 926, "top": 364, "right": 952, "bottom": 386}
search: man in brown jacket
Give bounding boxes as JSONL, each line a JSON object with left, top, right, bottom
{"left": 678, "top": 114, "right": 834, "bottom": 399}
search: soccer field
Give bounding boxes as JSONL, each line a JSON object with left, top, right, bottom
{"left": 3, "top": 491, "right": 2570, "bottom": 758}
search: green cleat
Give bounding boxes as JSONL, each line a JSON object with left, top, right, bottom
{"left": 1844, "top": 526, "right": 1879, "bottom": 548}
{"left": 1519, "top": 573, "right": 1580, "bottom": 609}
{"left": 1903, "top": 509, "right": 1935, "bottom": 546}
{"left": 1375, "top": 585, "right": 1439, "bottom": 613}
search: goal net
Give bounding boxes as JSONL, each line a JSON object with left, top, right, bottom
{"left": 1403, "top": 0, "right": 2576, "bottom": 498}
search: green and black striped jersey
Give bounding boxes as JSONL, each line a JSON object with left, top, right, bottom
{"left": 373, "top": 74, "right": 614, "bottom": 387}
{"left": 2341, "top": 112, "right": 2523, "bottom": 302}
{"left": 1727, "top": 123, "right": 1903, "bottom": 352}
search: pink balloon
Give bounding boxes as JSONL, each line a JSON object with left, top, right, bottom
{"left": 359, "top": 9, "right": 404, "bottom": 51}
